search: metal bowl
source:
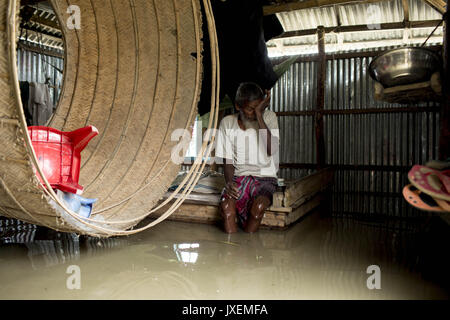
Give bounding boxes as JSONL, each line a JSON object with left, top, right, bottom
{"left": 368, "top": 47, "right": 441, "bottom": 88}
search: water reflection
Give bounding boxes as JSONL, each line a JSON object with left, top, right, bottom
{"left": 0, "top": 219, "right": 37, "bottom": 244}
{"left": 174, "top": 243, "right": 200, "bottom": 264}
{"left": 0, "top": 218, "right": 129, "bottom": 270}
{"left": 26, "top": 234, "right": 80, "bottom": 269}
{"left": 0, "top": 212, "right": 448, "bottom": 299}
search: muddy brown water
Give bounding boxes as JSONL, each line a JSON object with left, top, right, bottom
{"left": 0, "top": 211, "right": 449, "bottom": 299}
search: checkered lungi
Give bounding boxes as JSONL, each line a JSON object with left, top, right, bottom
{"left": 221, "top": 175, "right": 277, "bottom": 226}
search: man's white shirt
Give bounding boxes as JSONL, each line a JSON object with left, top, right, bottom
{"left": 215, "top": 110, "right": 279, "bottom": 178}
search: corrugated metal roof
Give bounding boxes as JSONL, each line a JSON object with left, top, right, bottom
{"left": 276, "top": 0, "right": 442, "bottom": 29}
{"left": 409, "top": 0, "right": 443, "bottom": 20}
{"left": 338, "top": 0, "right": 404, "bottom": 25}
{"left": 268, "top": 0, "right": 444, "bottom": 56}
{"left": 278, "top": 6, "right": 337, "bottom": 30}
{"left": 269, "top": 49, "right": 440, "bottom": 216}
{"left": 20, "top": 2, "right": 63, "bottom": 50}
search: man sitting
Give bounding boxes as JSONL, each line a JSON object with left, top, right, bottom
{"left": 215, "top": 82, "right": 280, "bottom": 233}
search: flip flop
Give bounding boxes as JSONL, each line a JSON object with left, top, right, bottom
{"left": 402, "top": 184, "right": 445, "bottom": 212}
{"left": 56, "top": 189, "right": 98, "bottom": 218}
{"left": 408, "top": 165, "right": 450, "bottom": 201}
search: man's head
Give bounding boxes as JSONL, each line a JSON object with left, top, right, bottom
{"left": 235, "top": 82, "right": 265, "bottom": 121}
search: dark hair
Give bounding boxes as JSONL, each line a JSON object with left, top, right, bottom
{"left": 235, "top": 82, "right": 264, "bottom": 107}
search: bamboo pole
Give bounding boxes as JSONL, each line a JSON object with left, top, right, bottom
{"left": 315, "top": 26, "right": 326, "bottom": 169}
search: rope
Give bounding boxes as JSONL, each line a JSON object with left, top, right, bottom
{"left": 421, "top": 14, "right": 446, "bottom": 47}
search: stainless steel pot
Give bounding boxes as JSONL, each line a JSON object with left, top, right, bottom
{"left": 368, "top": 47, "right": 441, "bottom": 88}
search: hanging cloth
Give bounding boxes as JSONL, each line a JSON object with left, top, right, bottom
{"left": 28, "top": 82, "right": 54, "bottom": 126}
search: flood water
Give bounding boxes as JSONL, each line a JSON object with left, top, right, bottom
{"left": 0, "top": 210, "right": 449, "bottom": 300}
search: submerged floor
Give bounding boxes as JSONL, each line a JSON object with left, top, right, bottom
{"left": 0, "top": 210, "right": 449, "bottom": 300}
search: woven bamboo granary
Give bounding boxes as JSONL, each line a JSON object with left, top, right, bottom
{"left": 0, "top": 0, "right": 212, "bottom": 237}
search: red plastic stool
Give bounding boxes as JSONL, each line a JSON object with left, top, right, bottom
{"left": 28, "top": 126, "right": 98, "bottom": 195}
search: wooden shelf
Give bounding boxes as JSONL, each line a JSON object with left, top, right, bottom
{"left": 374, "top": 72, "right": 442, "bottom": 104}
{"left": 152, "top": 168, "right": 334, "bottom": 229}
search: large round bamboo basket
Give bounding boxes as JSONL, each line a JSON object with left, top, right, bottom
{"left": 0, "top": 0, "right": 211, "bottom": 237}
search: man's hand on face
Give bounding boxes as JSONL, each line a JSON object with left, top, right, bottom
{"left": 255, "top": 90, "right": 271, "bottom": 116}
{"left": 226, "top": 181, "right": 240, "bottom": 199}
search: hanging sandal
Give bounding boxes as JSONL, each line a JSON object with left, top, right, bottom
{"left": 402, "top": 184, "right": 445, "bottom": 212}
{"left": 408, "top": 165, "right": 450, "bottom": 201}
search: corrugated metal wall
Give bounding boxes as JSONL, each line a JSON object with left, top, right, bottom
{"left": 16, "top": 44, "right": 64, "bottom": 106}
{"left": 270, "top": 47, "right": 441, "bottom": 218}
{"left": 271, "top": 60, "right": 318, "bottom": 180}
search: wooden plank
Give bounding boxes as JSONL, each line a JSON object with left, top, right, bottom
{"left": 161, "top": 191, "right": 293, "bottom": 213}
{"left": 283, "top": 167, "right": 334, "bottom": 208}
{"left": 375, "top": 79, "right": 442, "bottom": 104}
{"left": 263, "top": 214, "right": 286, "bottom": 228}
{"left": 383, "top": 81, "right": 431, "bottom": 94}
{"left": 423, "top": 0, "right": 447, "bottom": 14}
{"left": 156, "top": 168, "right": 333, "bottom": 227}
{"left": 17, "top": 41, "right": 64, "bottom": 59}
{"left": 152, "top": 192, "right": 324, "bottom": 229}
{"left": 29, "top": 12, "right": 61, "bottom": 31}
{"left": 288, "top": 190, "right": 319, "bottom": 210}
{"left": 152, "top": 201, "right": 293, "bottom": 228}
{"left": 152, "top": 203, "right": 220, "bottom": 225}
{"left": 272, "top": 191, "right": 284, "bottom": 207}
{"left": 19, "top": 28, "right": 63, "bottom": 47}
{"left": 273, "top": 20, "right": 443, "bottom": 39}
{"left": 286, "top": 193, "right": 322, "bottom": 225}
{"left": 402, "top": 0, "right": 410, "bottom": 23}
{"left": 268, "top": 206, "right": 292, "bottom": 213}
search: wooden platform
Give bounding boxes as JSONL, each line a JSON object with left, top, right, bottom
{"left": 374, "top": 72, "right": 442, "bottom": 104}
{"left": 151, "top": 168, "right": 334, "bottom": 229}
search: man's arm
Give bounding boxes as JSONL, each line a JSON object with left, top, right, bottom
{"left": 255, "top": 91, "right": 278, "bottom": 157}
{"left": 224, "top": 162, "right": 239, "bottom": 199}
{"left": 224, "top": 162, "right": 235, "bottom": 185}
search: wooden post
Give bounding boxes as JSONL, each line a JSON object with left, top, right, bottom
{"left": 439, "top": 8, "right": 449, "bottom": 160}
{"left": 315, "top": 26, "right": 326, "bottom": 169}
{"left": 401, "top": 0, "right": 410, "bottom": 24}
